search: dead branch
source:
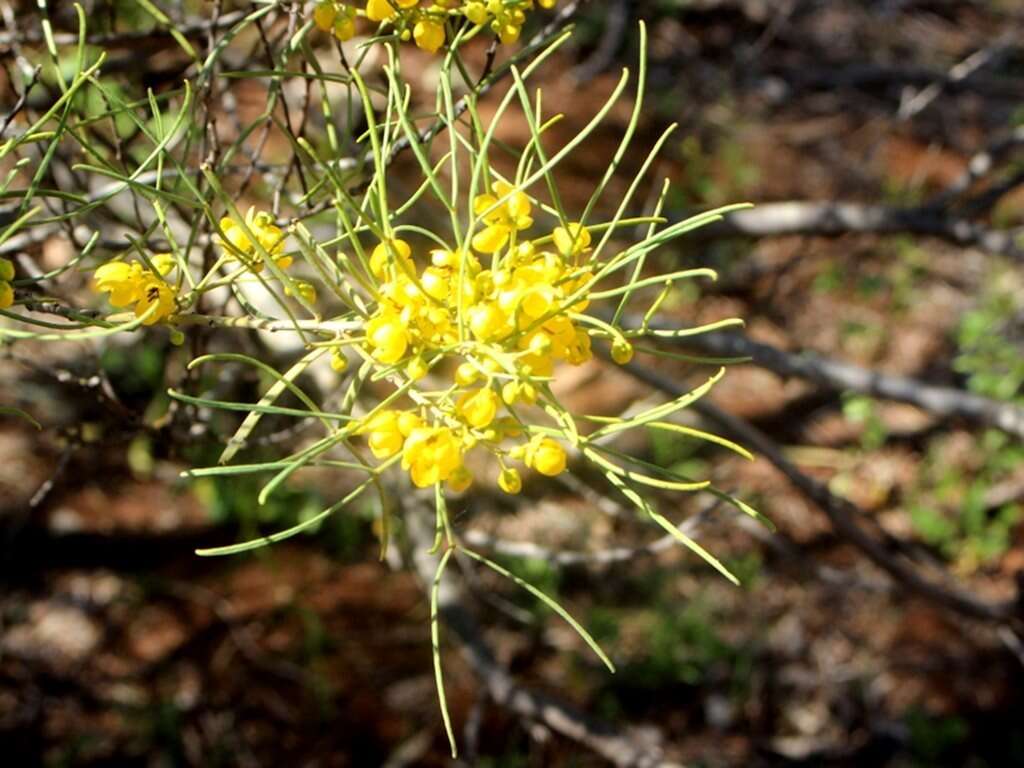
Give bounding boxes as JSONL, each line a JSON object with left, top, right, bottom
{"left": 620, "top": 360, "right": 1023, "bottom": 626}
{"left": 636, "top": 318, "right": 1024, "bottom": 441}
{"left": 690, "top": 201, "right": 1024, "bottom": 259}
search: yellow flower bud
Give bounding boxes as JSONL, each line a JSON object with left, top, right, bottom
{"left": 366, "top": 0, "right": 397, "bottom": 22}
{"left": 447, "top": 465, "right": 473, "bottom": 493}
{"left": 0, "top": 258, "right": 14, "bottom": 282}
{"left": 413, "top": 17, "right": 445, "bottom": 53}
{"left": 333, "top": 13, "right": 356, "bottom": 41}
{"left": 0, "top": 281, "right": 12, "bottom": 310}
{"left": 455, "top": 362, "right": 480, "bottom": 386}
{"left": 420, "top": 266, "right": 449, "bottom": 300}
{"left": 313, "top": 1, "right": 337, "bottom": 30}
{"left": 363, "top": 410, "right": 405, "bottom": 459}
{"left": 464, "top": 2, "right": 487, "bottom": 24}
{"left": 330, "top": 349, "right": 349, "bottom": 372}
{"left": 611, "top": 338, "right": 634, "bottom": 365}
{"left": 496, "top": 21, "right": 520, "bottom": 45}
{"left": 498, "top": 467, "right": 522, "bottom": 494}
{"left": 406, "top": 355, "right": 428, "bottom": 380}
{"left": 526, "top": 437, "right": 566, "bottom": 476}
{"left": 430, "top": 249, "right": 456, "bottom": 268}
{"left": 286, "top": 279, "right": 317, "bottom": 305}
{"left": 367, "top": 315, "right": 409, "bottom": 364}
{"left": 501, "top": 381, "right": 519, "bottom": 406}
{"left": 397, "top": 411, "right": 423, "bottom": 437}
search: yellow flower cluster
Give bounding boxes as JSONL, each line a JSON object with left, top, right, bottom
{"left": 312, "top": 0, "right": 557, "bottom": 51}
{"left": 352, "top": 180, "right": 620, "bottom": 493}
{"left": 313, "top": 1, "right": 358, "bottom": 41}
{"left": 93, "top": 255, "right": 178, "bottom": 325}
{"left": 217, "top": 207, "right": 292, "bottom": 273}
{"left": 0, "top": 257, "right": 14, "bottom": 310}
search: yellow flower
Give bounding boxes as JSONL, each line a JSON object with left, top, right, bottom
{"left": 565, "top": 327, "right": 593, "bottom": 365}
{"left": 93, "top": 261, "right": 177, "bottom": 325}
{"left": 402, "top": 426, "right": 463, "bottom": 487}
{"left": 135, "top": 275, "right": 176, "bottom": 325}
{"left": 94, "top": 262, "right": 144, "bottom": 307}
{"left": 366, "top": 313, "right": 410, "bottom": 364}
{"left": 525, "top": 436, "right": 567, "bottom": 476}
{"left": 456, "top": 387, "right": 499, "bottom": 429}
{"left": 518, "top": 283, "right": 556, "bottom": 319}
{"left": 369, "top": 238, "right": 414, "bottom": 279}
{"left": 498, "top": 466, "right": 522, "bottom": 494}
{"left": 471, "top": 181, "right": 533, "bottom": 254}
{"left": 361, "top": 410, "right": 406, "bottom": 458}
{"left": 467, "top": 303, "right": 508, "bottom": 341}
{"left": 413, "top": 16, "right": 445, "bottom": 53}
{"left": 552, "top": 222, "right": 591, "bottom": 258}
{"left": 501, "top": 380, "right": 536, "bottom": 406}
{"left": 316, "top": 2, "right": 357, "bottom": 41}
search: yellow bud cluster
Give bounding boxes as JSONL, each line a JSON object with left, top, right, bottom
{"left": 313, "top": 1, "right": 358, "bottom": 41}
{"left": 310, "top": 1, "right": 558, "bottom": 53}
{"left": 217, "top": 207, "right": 292, "bottom": 273}
{"left": 0, "top": 257, "right": 15, "bottom": 310}
{"left": 92, "top": 256, "right": 178, "bottom": 325}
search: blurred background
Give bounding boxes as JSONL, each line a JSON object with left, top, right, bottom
{"left": 2, "top": 1, "right": 1024, "bottom": 765}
